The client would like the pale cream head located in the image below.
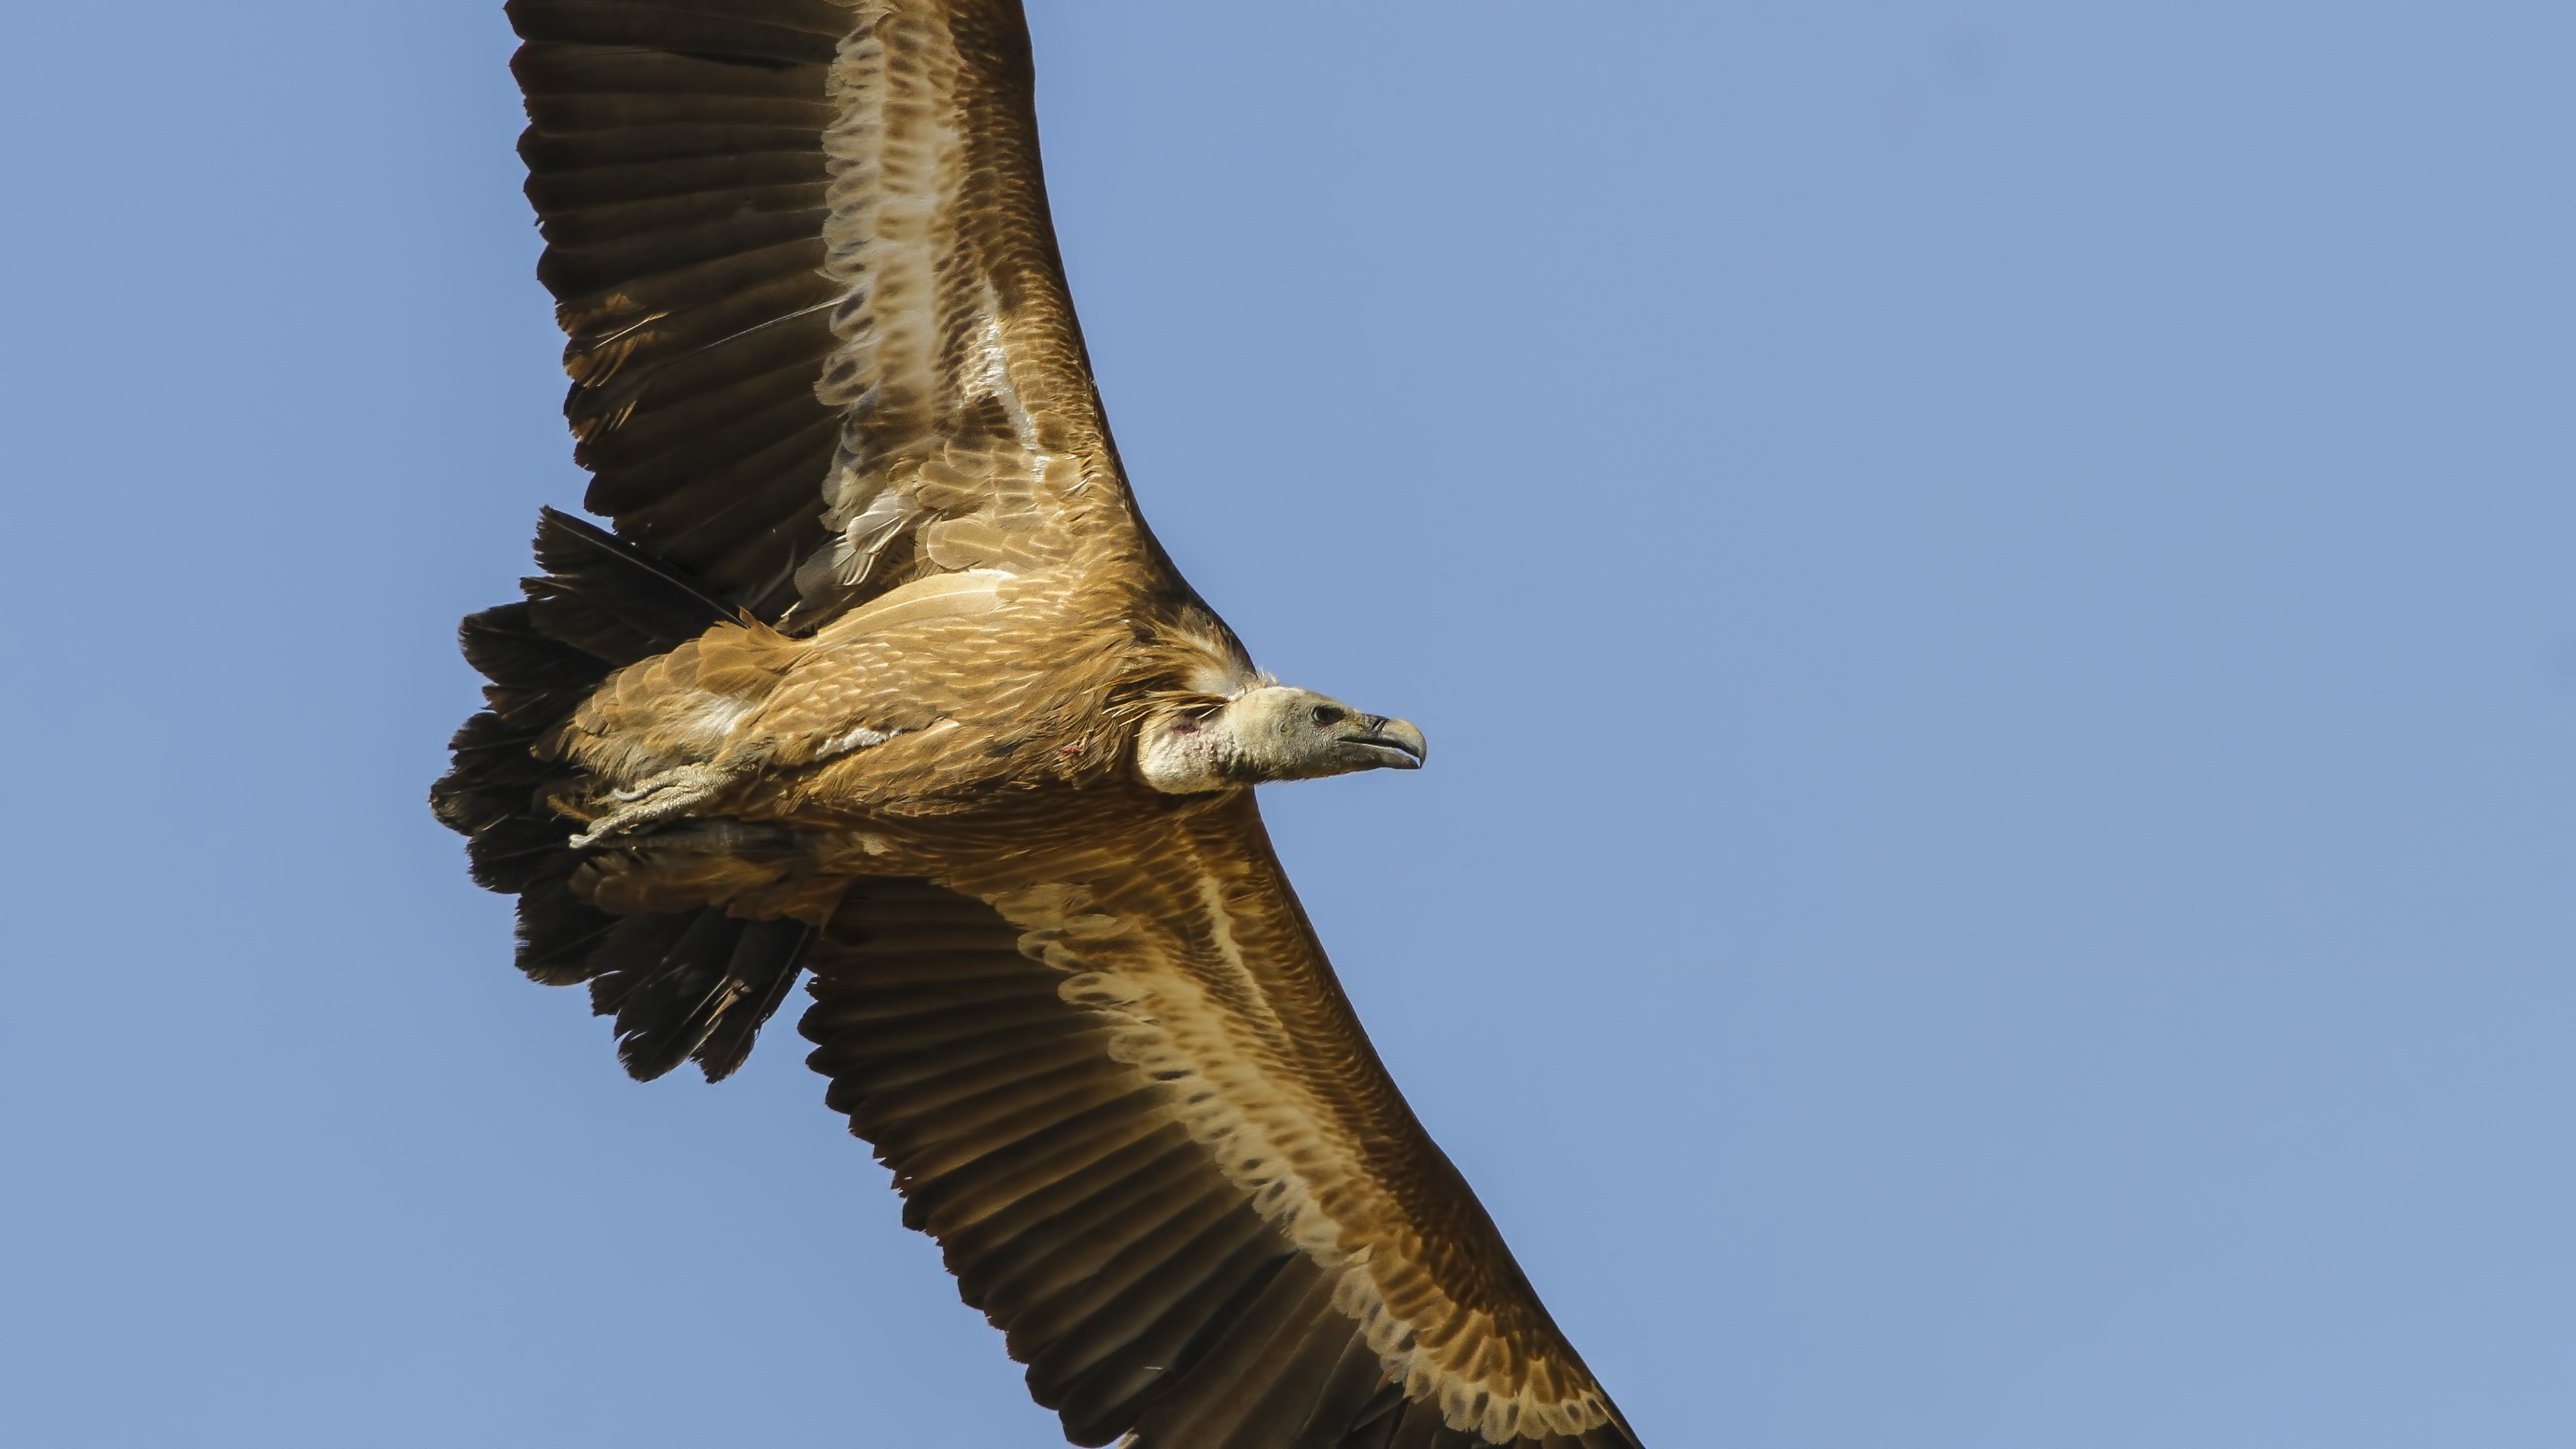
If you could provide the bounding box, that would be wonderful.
[1136,686,1427,794]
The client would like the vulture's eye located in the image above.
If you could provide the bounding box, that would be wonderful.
[1310,706,1346,727]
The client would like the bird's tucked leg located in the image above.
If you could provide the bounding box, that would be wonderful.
[569,763,737,847]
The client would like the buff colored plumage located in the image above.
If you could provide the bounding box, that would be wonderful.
[432,4,1644,1445]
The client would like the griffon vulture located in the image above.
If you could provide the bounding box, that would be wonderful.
[432,3,1644,1444]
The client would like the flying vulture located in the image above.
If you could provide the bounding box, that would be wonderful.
[431,3,1644,1444]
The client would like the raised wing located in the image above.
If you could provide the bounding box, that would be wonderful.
[804,792,1642,1449]
[510,0,1144,627]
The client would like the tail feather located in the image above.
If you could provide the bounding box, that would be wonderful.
[434,508,812,1081]
[458,600,603,690]
[692,921,815,1079]
[592,911,816,1081]
[514,878,621,987]
[527,507,739,659]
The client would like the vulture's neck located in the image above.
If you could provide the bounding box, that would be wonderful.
[1135,716,1240,794]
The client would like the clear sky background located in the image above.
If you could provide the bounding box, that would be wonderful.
[2,3,2571,1446]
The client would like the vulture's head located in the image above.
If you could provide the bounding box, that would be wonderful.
[1138,686,1427,793]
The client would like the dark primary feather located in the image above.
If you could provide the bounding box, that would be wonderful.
[508,0,847,619]
[506,0,848,67]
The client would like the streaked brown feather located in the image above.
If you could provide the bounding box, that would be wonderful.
[521,123,821,178]
[943,1136,1212,1293]
[820,965,1064,1020]
[820,1016,1106,1095]
[1125,1253,1342,1445]
[612,435,835,549]
[528,148,830,213]
[524,90,835,135]
[807,990,1075,1063]
[585,412,836,518]
[511,42,826,105]
[840,1026,1115,1115]
[1019,1200,1276,1391]
[1290,1336,1404,1449]
[538,182,830,254]
[575,366,829,476]
[1046,1234,1297,1438]
[859,1065,1146,1170]
[1193,1271,1370,1449]
[895,1095,1179,1234]
[505,1,845,64]
[985,1183,1244,1338]
[590,417,829,536]
[1386,1403,1450,1449]
[854,1047,1119,1143]
[537,207,827,297]
[556,244,828,384]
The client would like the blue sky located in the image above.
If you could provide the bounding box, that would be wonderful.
[2,3,2571,1445]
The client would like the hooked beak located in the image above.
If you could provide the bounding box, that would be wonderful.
[1334,715,1427,772]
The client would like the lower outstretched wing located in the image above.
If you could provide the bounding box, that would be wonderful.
[804,794,1642,1448]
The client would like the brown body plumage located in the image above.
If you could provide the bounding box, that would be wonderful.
[433,4,1644,1445]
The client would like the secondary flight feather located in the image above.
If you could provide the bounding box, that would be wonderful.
[432,3,1644,1445]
